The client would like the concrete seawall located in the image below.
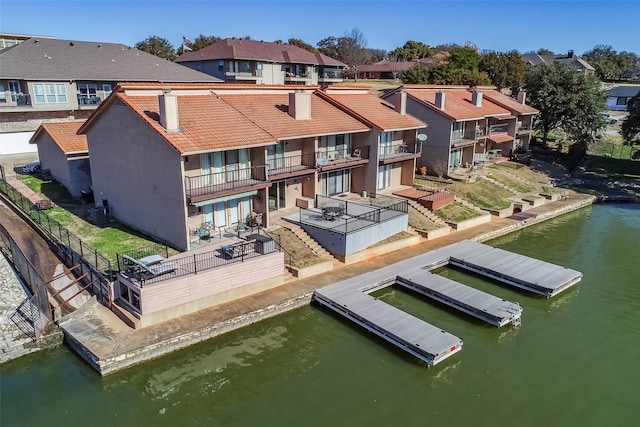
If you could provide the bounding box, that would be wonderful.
[57,193,602,375]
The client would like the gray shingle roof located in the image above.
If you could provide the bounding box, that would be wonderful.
[521,52,595,71]
[176,38,345,67]
[0,38,220,82]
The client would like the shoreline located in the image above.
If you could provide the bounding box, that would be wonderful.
[55,192,598,376]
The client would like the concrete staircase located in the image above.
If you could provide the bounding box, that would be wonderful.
[271,219,333,260]
[407,200,447,227]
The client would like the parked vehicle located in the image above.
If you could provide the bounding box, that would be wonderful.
[22,161,41,174]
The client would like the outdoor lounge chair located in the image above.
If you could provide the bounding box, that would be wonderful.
[122,255,178,280]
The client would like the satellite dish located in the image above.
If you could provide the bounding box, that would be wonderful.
[417,134,428,142]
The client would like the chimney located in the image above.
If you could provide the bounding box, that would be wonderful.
[159,89,180,132]
[517,91,527,105]
[435,91,446,109]
[394,89,407,115]
[288,90,312,120]
[471,90,483,107]
[568,50,574,58]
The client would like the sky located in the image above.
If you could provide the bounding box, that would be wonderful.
[1,0,638,55]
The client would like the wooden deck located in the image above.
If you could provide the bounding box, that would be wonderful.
[313,240,581,365]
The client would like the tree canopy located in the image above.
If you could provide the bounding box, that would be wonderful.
[317,28,370,79]
[479,50,526,93]
[135,35,176,61]
[288,38,318,53]
[389,40,432,61]
[582,45,639,81]
[620,93,640,146]
[525,63,606,146]
[404,46,490,85]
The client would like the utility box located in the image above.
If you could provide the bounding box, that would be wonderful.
[91,207,107,225]
[247,234,276,254]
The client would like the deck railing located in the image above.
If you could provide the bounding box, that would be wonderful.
[267,152,316,176]
[379,141,422,161]
[185,165,268,199]
[315,146,369,170]
[489,123,509,134]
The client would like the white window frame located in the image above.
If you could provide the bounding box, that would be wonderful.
[33,83,67,104]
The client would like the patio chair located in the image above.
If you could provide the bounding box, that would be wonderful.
[352,148,361,159]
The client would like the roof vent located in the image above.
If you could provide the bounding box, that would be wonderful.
[69,42,74,46]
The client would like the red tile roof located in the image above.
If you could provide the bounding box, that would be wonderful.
[320,92,426,131]
[477,89,539,115]
[403,86,511,121]
[217,92,370,140]
[33,122,87,154]
[177,38,345,67]
[116,92,276,154]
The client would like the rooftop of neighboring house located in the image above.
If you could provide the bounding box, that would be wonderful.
[78,83,276,155]
[606,85,640,98]
[521,50,595,71]
[30,121,87,154]
[397,85,512,121]
[176,38,345,67]
[321,87,426,131]
[0,37,220,82]
[477,88,539,115]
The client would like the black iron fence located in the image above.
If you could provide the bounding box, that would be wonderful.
[267,152,316,176]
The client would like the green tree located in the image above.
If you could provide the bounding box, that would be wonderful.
[135,35,176,61]
[403,64,430,84]
[426,46,491,85]
[288,38,318,53]
[389,40,432,61]
[479,50,526,93]
[620,93,640,145]
[525,63,606,146]
[583,45,619,80]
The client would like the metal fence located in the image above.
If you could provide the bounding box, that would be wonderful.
[0,168,112,306]
[0,221,52,339]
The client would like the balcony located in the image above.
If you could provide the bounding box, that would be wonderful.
[319,68,344,81]
[77,94,101,108]
[0,92,32,108]
[268,152,316,179]
[488,123,509,135]
[451,128,487,147]
[225,69,263,79]
[284,66,313,83]
[315,146,370,172]
[185,165,269,202]
[379,141,422,164]
[516,123,532,134]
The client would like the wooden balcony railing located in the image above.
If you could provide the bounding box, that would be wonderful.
[489,123,509,134]
[185,165,268,200]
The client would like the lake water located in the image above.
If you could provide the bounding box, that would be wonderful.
[1,203,638,427]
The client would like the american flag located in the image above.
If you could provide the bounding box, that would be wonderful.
[183,36,192,45]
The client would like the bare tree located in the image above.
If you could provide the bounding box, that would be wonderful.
[340,28,369,81]
[432,160,449,178]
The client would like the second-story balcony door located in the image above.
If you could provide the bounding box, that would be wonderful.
[379,131,393,156]
[8,81,20,103]
[267,142,285,169]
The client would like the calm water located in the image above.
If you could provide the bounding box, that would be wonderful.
[1,204,639,427]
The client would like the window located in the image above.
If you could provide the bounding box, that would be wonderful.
[33,83,67,104]
[616,97,628,106]
[378,165,391,190]
[452,122,464,140]
[218,60,224,72]
[102,84,112,98]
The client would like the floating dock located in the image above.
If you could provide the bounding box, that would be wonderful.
[314,284,463,366]
[440,240,582,298]
[313,240,581,365]
[396,273,522,327]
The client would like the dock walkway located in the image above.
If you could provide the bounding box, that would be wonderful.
[313,239,580,365]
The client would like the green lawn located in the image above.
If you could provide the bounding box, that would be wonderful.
[435,202,481,223]
[486,171,536,193]
[20,175,168,261]
[453,179,513,210]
